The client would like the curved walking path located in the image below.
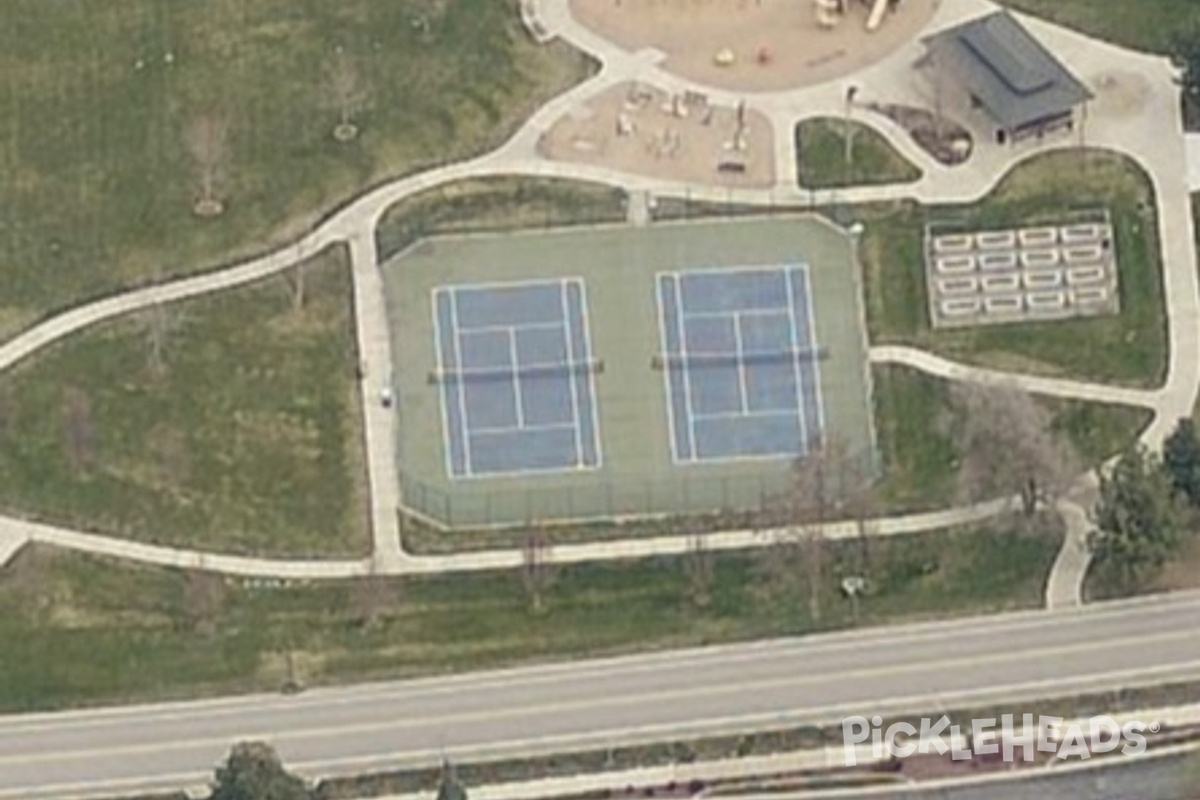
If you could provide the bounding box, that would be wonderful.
[1045,499,1094,609]
[0,1,1194,582]
[869,346,1160,409]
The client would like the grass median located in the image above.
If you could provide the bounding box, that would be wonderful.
[0,518,1060,711]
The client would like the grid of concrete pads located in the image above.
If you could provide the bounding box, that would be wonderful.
[924,218,1118,329]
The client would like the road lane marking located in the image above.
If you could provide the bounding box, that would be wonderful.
[6,590,1200,736]
[1,627,1198,768]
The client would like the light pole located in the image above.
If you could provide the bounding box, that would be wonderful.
[843,84,860,170]
[841,575,866,625]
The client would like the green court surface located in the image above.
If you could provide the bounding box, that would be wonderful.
[381,216,876,528]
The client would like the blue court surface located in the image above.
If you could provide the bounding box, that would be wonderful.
[657,265,825,463]
[432,279,601,478]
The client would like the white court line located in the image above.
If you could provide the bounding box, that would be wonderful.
[507,327,526,430]
[676,261,808,278]
[559,281,585,467]
[654,273,683,465]
[447,288,477,478]
[430,287,457,480]
[456,319,561,336]
[691,408,799,423]
[469,422,578,436]
[683,306,792,322]
[732,312,749,415]
[442,276,574,293]
[574,278,604,470]
[673,275,700,463]
[800,265,827,446]
[783,266,810,455]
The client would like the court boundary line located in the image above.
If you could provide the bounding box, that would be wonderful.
[691,408,803,423]
[458,320,562,336]
[654,273,684,465]
[559,280,586,468]
[684,307,796,322]
[507,328,526,429]
[731,312,750,415]
[447,288,477,478]
[469,421,578,436]
[443,276,578,294]
[783,265,811,456]
[801,264,828,447]
[574,278,605,471]
[670,273,701,463]
[430,287,458,482]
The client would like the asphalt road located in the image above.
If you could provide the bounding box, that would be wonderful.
[3,591,1200,800]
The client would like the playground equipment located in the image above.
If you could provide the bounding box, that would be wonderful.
[813,0,898,32]
[813,0,841,28]
[865,0,890,31]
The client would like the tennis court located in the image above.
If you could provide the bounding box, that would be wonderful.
[657,265,824,463]
[383,215,876,528]
[432,279,601,478]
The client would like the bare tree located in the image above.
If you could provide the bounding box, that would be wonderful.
[185,113,230,216]
[520,529,555,614]
[787,445,842,624]
[61,387,96,476]
[682,530,716,611]
[754,439,863,624]
[950,383,1079,515]
[350,566,400,630]
[184,570,226,637]
[328,49,370,142]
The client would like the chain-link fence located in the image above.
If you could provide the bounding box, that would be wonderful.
[399,444,878,529]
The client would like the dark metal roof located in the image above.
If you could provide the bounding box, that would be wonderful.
[922,11,1093,130]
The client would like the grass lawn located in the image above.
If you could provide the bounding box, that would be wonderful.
[0,0,593,339]
[0,519,1060,711]
[999,0,1197,54]
[795,118,922,191]
[860,150,1167,387]
[871,365,1151,513]
[0,245,369,558]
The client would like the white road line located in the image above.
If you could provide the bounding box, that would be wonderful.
[5,592,1199,736]
[2,629,1197,769]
